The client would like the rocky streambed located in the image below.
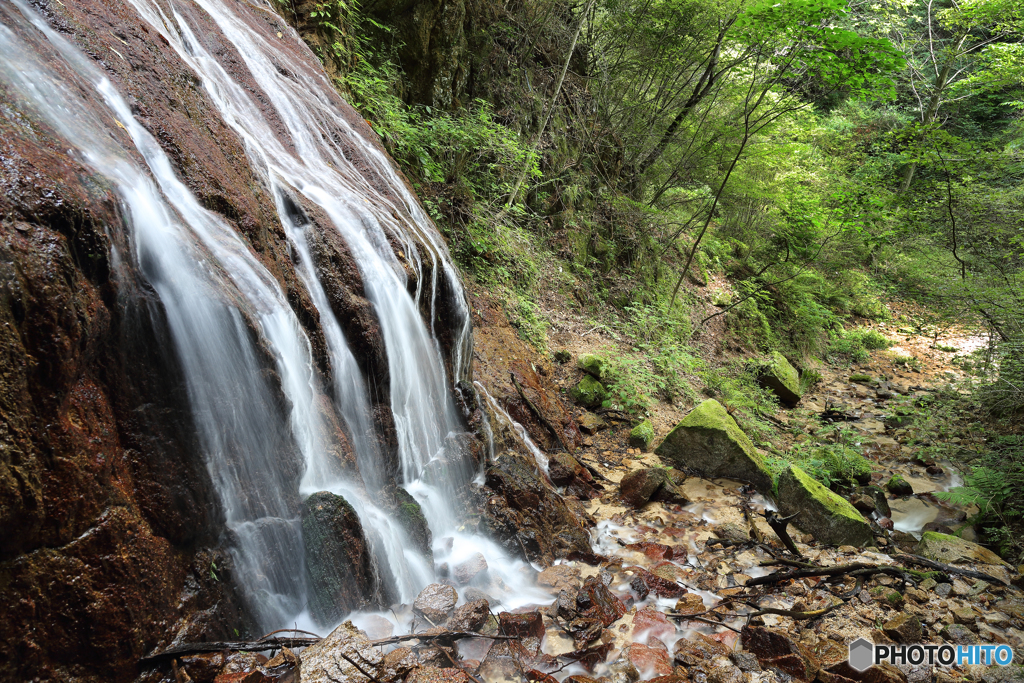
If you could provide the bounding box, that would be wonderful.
[155,322,1024,683]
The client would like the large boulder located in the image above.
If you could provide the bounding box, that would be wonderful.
[654,400,772,492]
[916,532,1012,567]
[302,491,380,626]
[301,621,417,683]
[777,465,874,547]
[757,352,802,407]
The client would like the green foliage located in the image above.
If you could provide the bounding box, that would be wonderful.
[786,436,873,490]
[827,326,892,364]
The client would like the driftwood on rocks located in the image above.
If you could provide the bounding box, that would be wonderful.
[141,630,517,663]
[894,552,1011,586]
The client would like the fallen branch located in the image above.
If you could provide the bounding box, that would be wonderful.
[763,510,802,557]
[142,631,515,662]
[742,600,843,620]
[744,562,875,587]
[893,553,1011,587]
[142,637,321,661]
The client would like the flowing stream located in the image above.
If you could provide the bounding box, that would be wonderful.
[0,0,531,634]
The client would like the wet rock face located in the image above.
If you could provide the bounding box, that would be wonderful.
[481,453,592,565]
[302,491,381,626]
[0,85,248,682]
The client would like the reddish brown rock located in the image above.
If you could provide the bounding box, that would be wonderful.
[626,643,674,677]
[632,607,676,640]
[537,564,582,593]
[619,468,670,507]
[740,626,819,682]
[499,611,546,639]
[626,541,675,561]
[673,634,731,666]
[446,599,491,632]
[626,566,686,598]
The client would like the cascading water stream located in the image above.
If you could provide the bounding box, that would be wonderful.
[121,0,546,612]
[1,0,545,634]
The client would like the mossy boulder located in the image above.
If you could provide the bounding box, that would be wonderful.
[756,351,802,407]
[777,465,874,547]
[886,474,913,496]
[916,532,1012,568]
[629,420,655,451]
[577,354,610,381]
[394,487,432,564]
[654,399,772,492]
[571,375,608,408]
[302,491,380,626]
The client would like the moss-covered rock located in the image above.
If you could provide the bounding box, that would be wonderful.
[756,351,802,407]
[777,465,874,547]
[571,375,607,408]
[886,474,913,496]
[629,419,654,451]
[302,491,380,626]
[849,374,873,384]
[654,399,772,492]
[577,354,610,381]
[916,531,1011,568]
[394,487,432,565]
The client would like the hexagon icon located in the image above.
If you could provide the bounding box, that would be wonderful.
[848,638,874,672]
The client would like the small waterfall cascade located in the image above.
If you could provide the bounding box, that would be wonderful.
[0,0,538,634]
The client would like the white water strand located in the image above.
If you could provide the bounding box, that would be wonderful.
[125,0,472,500]
[475,381,550,475]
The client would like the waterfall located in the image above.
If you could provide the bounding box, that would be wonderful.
[1,0,541,634]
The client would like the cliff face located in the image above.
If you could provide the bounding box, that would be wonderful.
[0,0,386,678]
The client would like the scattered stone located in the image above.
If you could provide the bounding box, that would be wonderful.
[301,621,386,683]
[571,375,608,408]
[757,351,802,407]
[632,606,676,640]
[446,599,490,632]
[537,565,582,594]
[302,491,379,627]
[498,611,545,639]
[853,486,891,517]
[629,419,655,451]
[731,652,762,673]
[553,350,572,363]
[777,465,874,547]
[549,453,587,486]
[406,668,473,683]
[916,531,1013,568]
[674,634,731,666]
[453,552,488,585]
[883,613,922,643]
[625,541,674,561]
[819,661,907,683]
[414,584,458,623]
[674,593,706,615]
[626,643,673,677]
[953,605,978,627]
[577,354,610,381]
[655,399,773,492]
[578,412,609,435]
[619,468,669,507]
[885,475,913,496]
[625,565,686,598]
[941,623,980,645]
[934,583,953,597]
[741,626,820,682]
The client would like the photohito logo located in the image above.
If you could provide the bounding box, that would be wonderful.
[848,638,1014,671]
